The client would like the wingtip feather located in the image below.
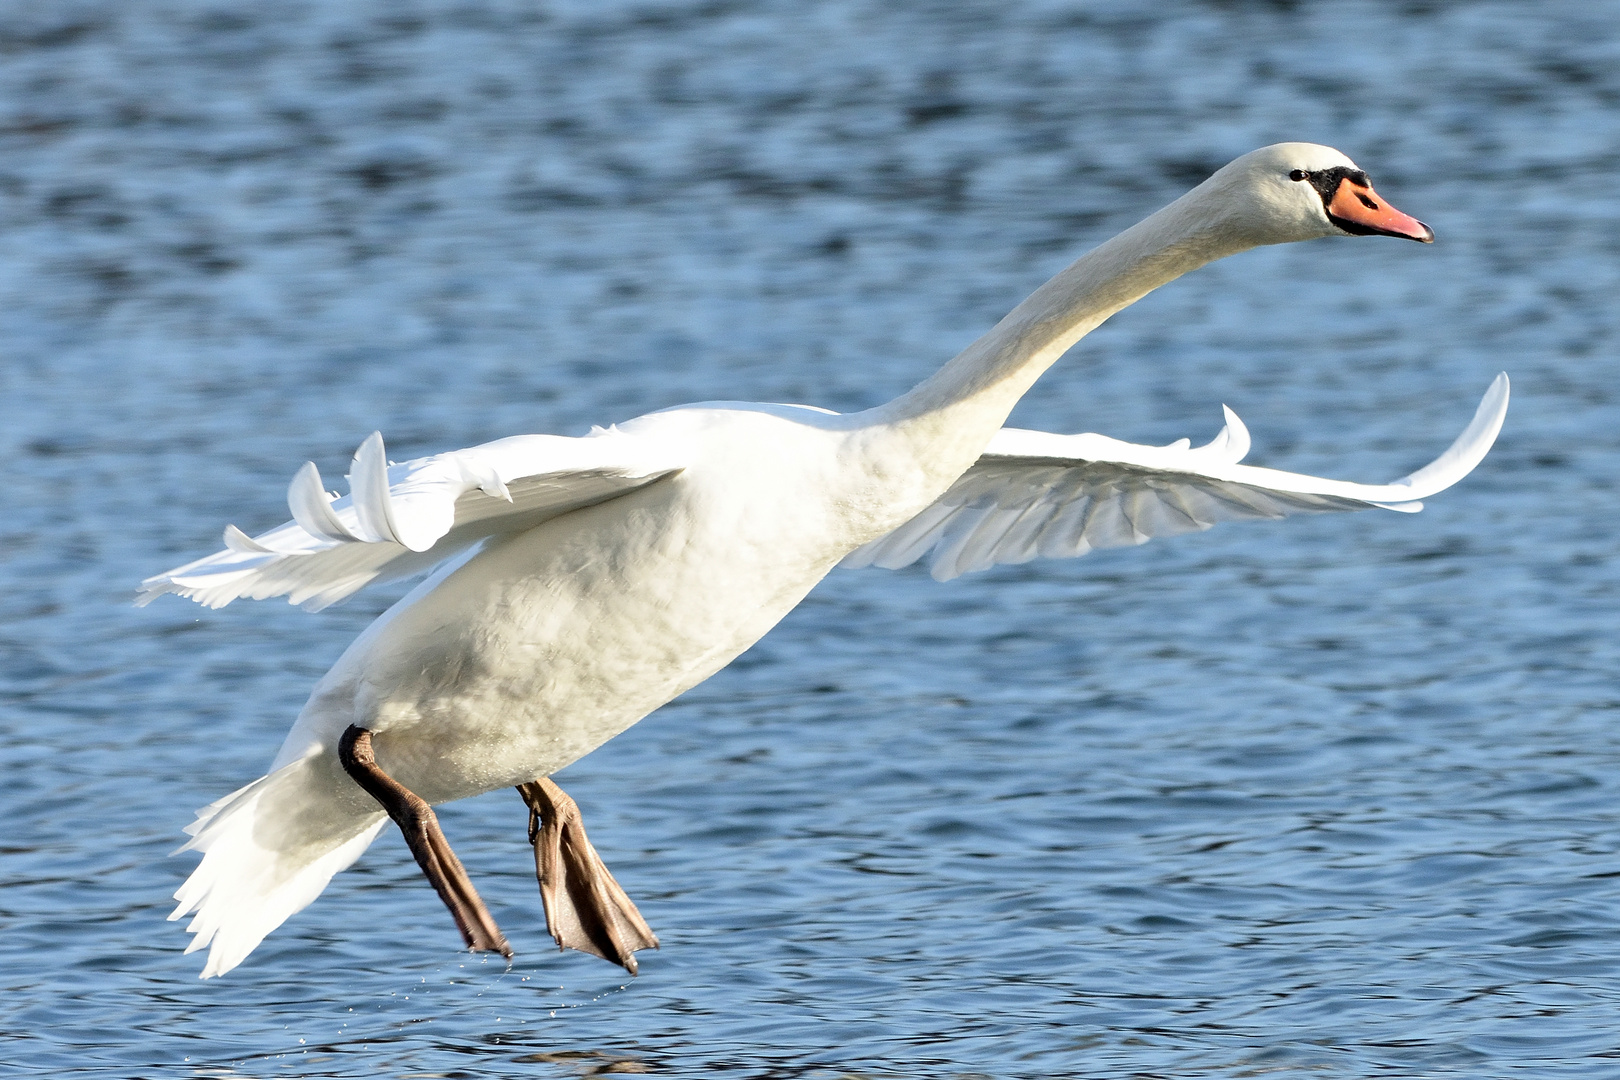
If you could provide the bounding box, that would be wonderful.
[348,432,405,546]
[222,524,272,554]
[288,462,355,543]
[1217,405,1252,463]
[1388,373,1510,499]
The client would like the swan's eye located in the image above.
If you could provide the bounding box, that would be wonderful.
[1288,169,1312,182]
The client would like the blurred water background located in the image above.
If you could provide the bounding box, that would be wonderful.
[1,0,1617,1076]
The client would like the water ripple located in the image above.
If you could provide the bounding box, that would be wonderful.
[1,0,1618,1077]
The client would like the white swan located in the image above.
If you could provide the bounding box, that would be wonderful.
[140,143,1508,978]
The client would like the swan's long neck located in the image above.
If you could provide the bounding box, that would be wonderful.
[868,186,1256,457]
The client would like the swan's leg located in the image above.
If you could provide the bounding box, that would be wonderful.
[516,778,659,974]
[338,725,513,958]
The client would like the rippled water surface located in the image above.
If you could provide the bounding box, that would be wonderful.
[2,1,1618,1076]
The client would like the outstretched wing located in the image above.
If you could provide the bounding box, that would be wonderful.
[843,373,1509,581]
[138,429,684,611]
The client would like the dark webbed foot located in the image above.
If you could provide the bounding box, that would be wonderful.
[516,778,658,974]
[338,725,512,958]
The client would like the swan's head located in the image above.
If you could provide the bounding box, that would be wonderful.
[1197,142,1433,247]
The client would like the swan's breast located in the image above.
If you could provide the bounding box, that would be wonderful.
[295,407,873,800]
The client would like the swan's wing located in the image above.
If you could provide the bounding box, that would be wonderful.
[844,373,1508,581]
[138,429,684,612]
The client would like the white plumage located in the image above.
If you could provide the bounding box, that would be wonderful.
[143,429,682,612]
[143,143,1507,978]
[843,376,1508,580]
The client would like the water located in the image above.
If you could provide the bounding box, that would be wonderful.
[0,0,1617,1075]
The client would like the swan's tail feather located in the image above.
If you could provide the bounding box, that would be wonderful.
[170,757,385,978]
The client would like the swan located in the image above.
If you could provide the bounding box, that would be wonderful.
[140,143,1508,978]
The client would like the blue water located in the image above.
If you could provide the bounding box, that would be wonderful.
[1,0,1617,1076]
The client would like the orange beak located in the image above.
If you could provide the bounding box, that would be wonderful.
[1327,177,1433,242]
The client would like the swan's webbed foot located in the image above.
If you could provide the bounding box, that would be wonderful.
[516,778,658,974]
[338,725,513,959]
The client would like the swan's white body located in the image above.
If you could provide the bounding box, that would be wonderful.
[142,144,1509,977]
